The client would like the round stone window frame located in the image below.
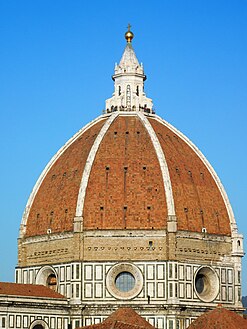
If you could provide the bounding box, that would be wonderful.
[29,319,49,329]
[106,263,143,300]
[35,265,58,291]
[194,266,219,302]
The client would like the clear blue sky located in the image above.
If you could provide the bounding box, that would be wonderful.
[0,1,246,295]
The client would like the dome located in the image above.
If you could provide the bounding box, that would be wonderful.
[19,29,236,241]
[21,111,233,238]
[19,28,237,241]
[16,28,244,328]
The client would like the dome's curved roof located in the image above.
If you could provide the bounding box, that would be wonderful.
[21,111,234,238]
[20,29,236,239]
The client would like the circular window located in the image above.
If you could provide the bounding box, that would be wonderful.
[115,271,135,292]
[36,266,58,292]
[195,274,205,294]
[194,266,219,302]
[106,263,143,299]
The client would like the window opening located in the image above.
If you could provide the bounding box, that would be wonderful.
[46,273,57,291]
[115,272,135,292]
[126,85,131,109]
[136,86,139,96]
[195,274,204,294]
[238,270,241,283]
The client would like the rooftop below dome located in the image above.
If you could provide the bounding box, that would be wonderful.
[188,305,247,329]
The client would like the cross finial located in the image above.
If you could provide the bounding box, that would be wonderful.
[125,24,134,43]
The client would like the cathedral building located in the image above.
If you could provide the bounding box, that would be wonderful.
[0,27,244,329]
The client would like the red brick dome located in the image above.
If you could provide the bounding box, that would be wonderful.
[21,112,234,238]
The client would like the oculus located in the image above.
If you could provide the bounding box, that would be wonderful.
[36,266,58,292]
[194,266,219,302]
[106,263,143,299]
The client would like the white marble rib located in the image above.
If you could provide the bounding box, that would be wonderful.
[137,112,176,216]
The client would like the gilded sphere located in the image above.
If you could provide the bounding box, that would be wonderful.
[125,30,134,43]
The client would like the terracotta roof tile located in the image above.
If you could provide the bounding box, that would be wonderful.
[149,118,231,235]
[83,116,167,230]
[77,308,154,329]
[0,282,65,299]
[26,119,106,237]
[24,114,232,236]
[188,306,247,329]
